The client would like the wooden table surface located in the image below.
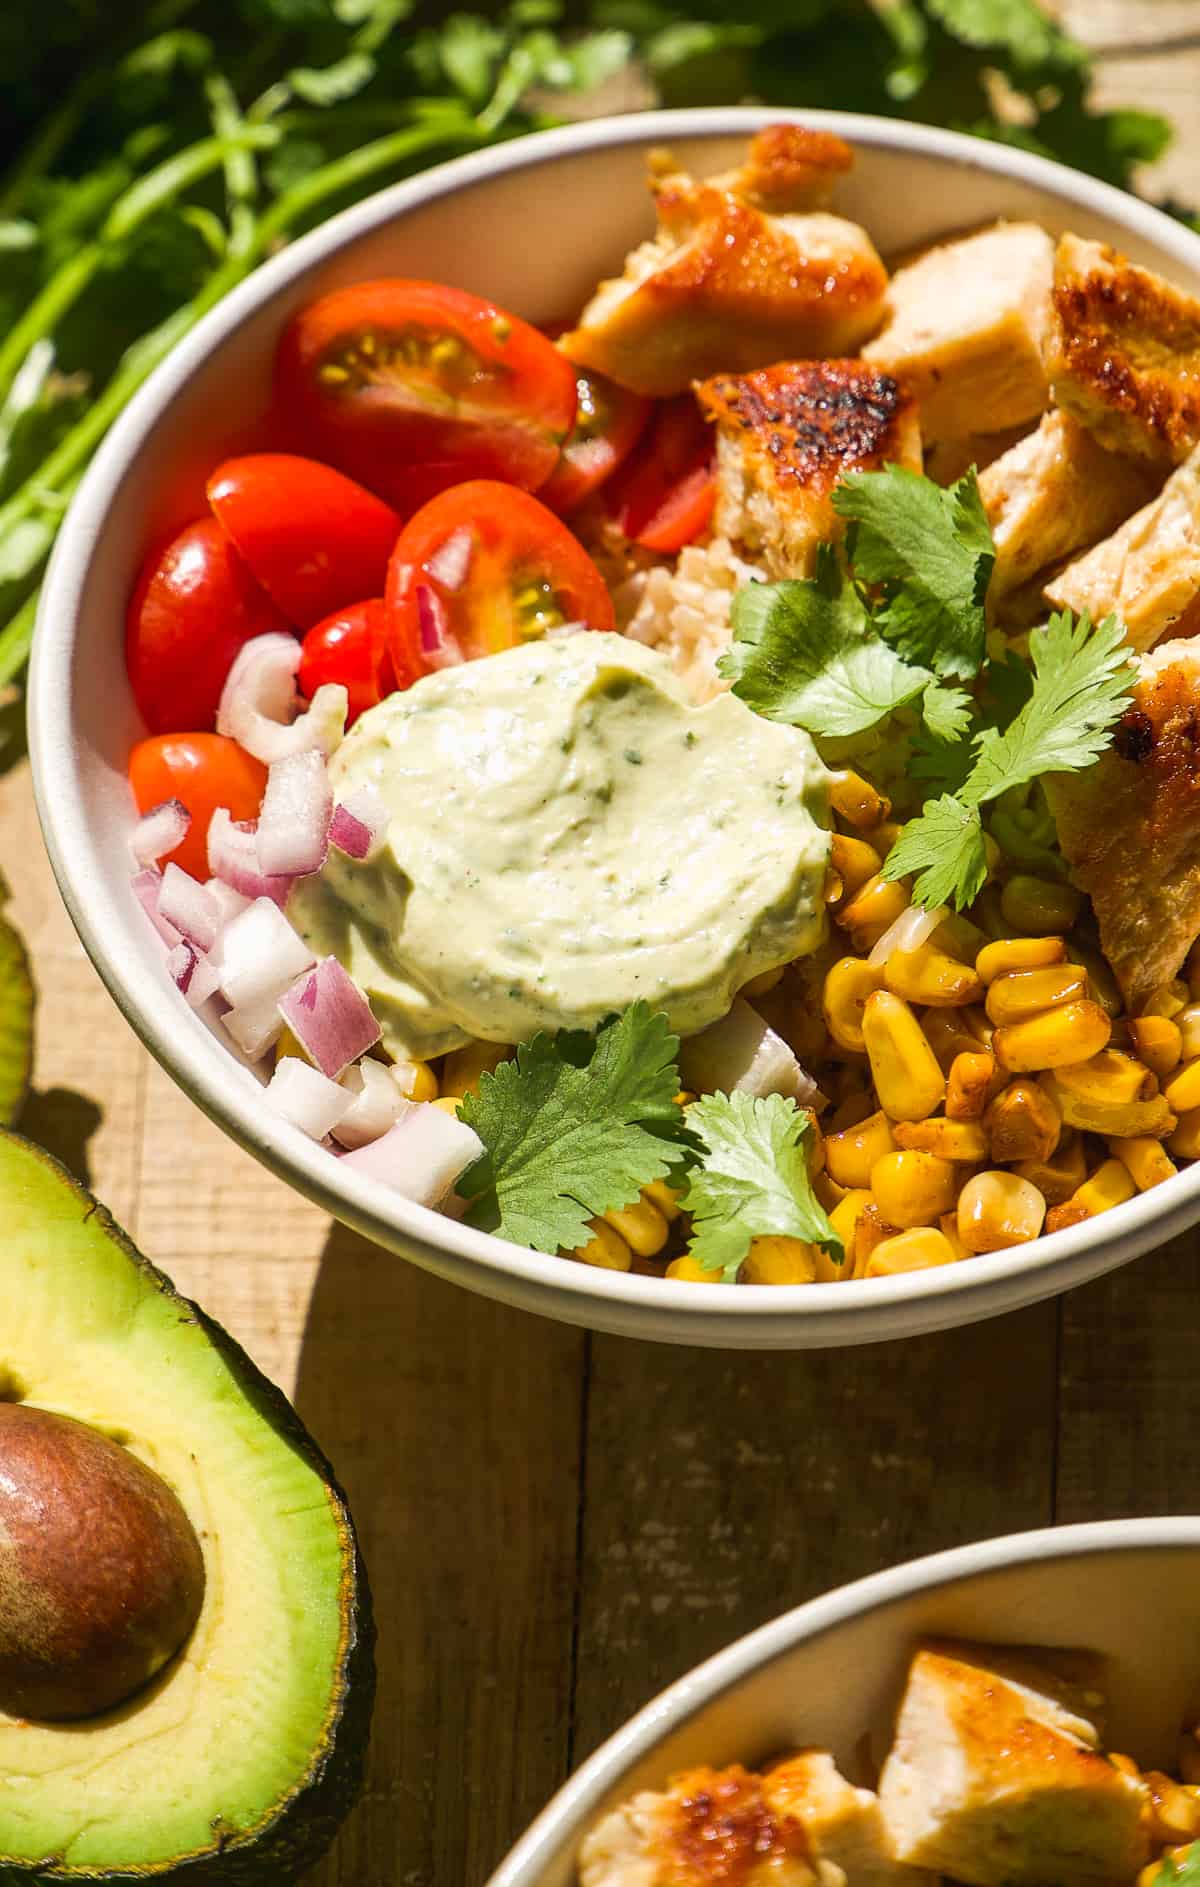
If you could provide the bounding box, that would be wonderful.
[8,6,1200,1882]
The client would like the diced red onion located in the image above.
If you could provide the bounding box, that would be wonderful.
[680,997,821,1107]
[339,1103,483,1207]
[329,784,389,862]
[268,1057,354,1141]
[131,869,182,947]
[213,897,315,1010]
[217,632,348,765]
[415,584,462,669]
[868,901,947,969]
[131,799,190,869]
[166,941,222,1010]
[277,955,381,1080]
[207,809,294,905]
[221,988,286,1060]
[256,749,332,878]
[205,879,252,927]
[425,526,473,592]
[332,1058,410,1150]
[328,805,371,862]
[157,863,220,953]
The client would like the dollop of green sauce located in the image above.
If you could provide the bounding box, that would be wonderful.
[289,631,831,1059]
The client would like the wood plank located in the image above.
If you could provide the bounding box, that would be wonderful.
[1055,2,1200,52]
[571,1306,1058,1763]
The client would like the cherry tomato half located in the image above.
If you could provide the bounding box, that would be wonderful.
[207,454,401,631]
[539,365,651,516]
[385,481,615,677]
[605,395,716,553]
[126,518,290,735]
[276,280,579,512]
[129,734,267,881]
[299,599,403,726]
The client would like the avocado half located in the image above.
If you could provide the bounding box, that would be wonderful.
[0,1130,374,1883]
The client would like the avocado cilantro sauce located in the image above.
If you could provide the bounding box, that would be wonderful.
[289,632,832,1062]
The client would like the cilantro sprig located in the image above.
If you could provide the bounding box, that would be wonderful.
[682,1092,842,1283]
[884,610,1134,910]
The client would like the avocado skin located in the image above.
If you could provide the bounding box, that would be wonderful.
[0,1132,376,1885]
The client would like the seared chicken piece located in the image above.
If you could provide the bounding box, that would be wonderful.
[765,1750,935,1886]
[924,423,1033,488]
[1045,444,1200,651]
[697,360,922,579]
[577,1764,845,1886]
[861,221,1054,443]
[562,136,888,398]
[1047,232,1200,465]
[1047,638,1200,1013]
[707,123,854,212]
[980,410,1158,607]
[877,1640,1149,1886]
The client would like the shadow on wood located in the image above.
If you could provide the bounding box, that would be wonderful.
[17,1085,102,1189]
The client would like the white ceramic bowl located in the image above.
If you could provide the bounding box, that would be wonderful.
[488,1517,1200,1885]
[30,108,1200,1347]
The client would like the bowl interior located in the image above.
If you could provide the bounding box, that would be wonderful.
[33,109,1200,1342]
[490,1529,1200,1885]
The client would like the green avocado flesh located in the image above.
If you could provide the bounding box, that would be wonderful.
[0,1132,373,1883]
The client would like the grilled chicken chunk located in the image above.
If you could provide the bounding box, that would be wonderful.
[697,359,922,579]
[577,1764,844,1886]
[1047,233,1200,465]
[1047,639,1200,1013]
[861,221,1054,443]
[708,122,855,212]
[561,132,888,399]
[980,410,1158,609]
[1045,444,1200,651]
[877,1640,1149,1887]
[765,1750,935,1886]
[924,423,1033,488]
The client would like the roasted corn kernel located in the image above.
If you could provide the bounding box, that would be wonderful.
[604,1196,670,1258]
[1067,1159,1136,1217]
[945,1049,998,1120]
[1164,1056,1200,1115]
[985,1079,1061,1165]
[829,1189,872,1273]
[431,1095,463,1115]
[573,1219,632,1270]
[992,1000,1111,1074]
[854,1201,901,1275]
[1169,1109,1200,1160]
[984,964,1088,1026]
[923,1010,984,1075]
[1044,1201,1090,1235]
[892,1118,989,1161]
[666,1253,726,1283]
[829,833,882,900]
[1064,940,1123,1018]
[1179,1004,1200,1063]
[1144,1773,1200,1845]
[1142,979,1190,1020]
[932,912,989,965]
[1111,1136,1177,1193]
[957,1170,1046,1253]
[643,1179,682,1222]
[836,874,911,952]
[870,1150,958,1228]
[822,956,884,1055]
[440,1038,511,1100]
[828,768,889,829]
[393,1058,439,1103]
[862,991,946,1123]
[813,1172,847,1212]
[937,1212,972,1261]
[1054,1049,1157,1107]
[863,818,903,858]
[999,874,1083,935]
[1128,1015,1183,1079]
[976,936,1067,984]
[741,1237,818,1285]
[1042,1070,1176,1140]
[825,1109,896,1190]
[865,1227,959,1277]
[884,946,983,1008]
[1015,1129,1088,1206]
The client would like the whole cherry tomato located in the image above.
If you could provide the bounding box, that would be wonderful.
[605,395,716,552]
[126,519,290,735]
[384,481,615,679]
[539,365,651,516]
[129,734,267,880]
[299,600,402,725]
[206,454,401,630]
[276,280,578,512]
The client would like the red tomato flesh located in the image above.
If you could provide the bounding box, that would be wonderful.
[605,395,716,553]
[126,518,290,735]
[276,280,578,512]
[299,599,401,726]
[129,734,267,881]
[385,481,615,677]
[207,454,400,630]
[539,366,651,515]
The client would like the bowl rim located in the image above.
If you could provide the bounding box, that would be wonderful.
[486,1513,1200,1885]
[30,103,1200,1334]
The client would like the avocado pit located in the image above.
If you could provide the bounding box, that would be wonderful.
[0,1403,205,1722]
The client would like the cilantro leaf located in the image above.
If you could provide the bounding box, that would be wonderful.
[832,465,995,682]
[720,545,930,739]
[683,1091,842,1283]
[921,679,974,743]
[456,1002,691,1253]
[884,794,991,912]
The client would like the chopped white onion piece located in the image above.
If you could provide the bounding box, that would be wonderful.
[131,869,182,947]
[256,749,332,878]
[207,809,294,905]
[166,941,221,1010]
[221,988,286,1060]
[268,1057,354,1141]
[679,997,821,1106]
[331,785,389,862]
[213,898,315,1010]
[425,525,473,591]
[204,879,252,926]
[868,902,947,969]
[332,1058,410,1150]
[131,799,190,869]
[217,632,348,765]
[339,1103,483,1208]
[157,863,220,953]
[277,955,381,1080]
